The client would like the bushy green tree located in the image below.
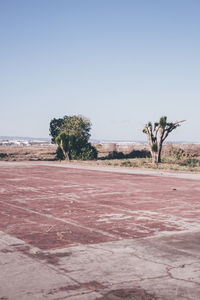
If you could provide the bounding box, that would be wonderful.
[143,116,185,164]
[50,115,97,160]
[49,116,69,143]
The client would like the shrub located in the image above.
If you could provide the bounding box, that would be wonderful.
[179,158,200,167]
[56,146,65,160]
[71,144,97,160]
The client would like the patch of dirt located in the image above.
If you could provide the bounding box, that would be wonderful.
[47,281,106,295]
[98,288,156,300]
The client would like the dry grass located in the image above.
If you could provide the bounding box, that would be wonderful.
[93,157,200,172]
[79,143,200,173]
[1,143,200,173]
[0,144,57,161]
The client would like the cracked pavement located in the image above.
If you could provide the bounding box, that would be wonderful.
[0,162,200,299]
[1,231,200,299]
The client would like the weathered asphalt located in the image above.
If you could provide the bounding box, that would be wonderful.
[0,161,200,299]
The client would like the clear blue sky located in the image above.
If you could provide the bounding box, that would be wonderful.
[0,0,200,141]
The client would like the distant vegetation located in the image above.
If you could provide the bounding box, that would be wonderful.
[1,142,200,173]
[49,115,186,164]
[94,145,200,172]
[2,114,200,173]
[49,115,97,160]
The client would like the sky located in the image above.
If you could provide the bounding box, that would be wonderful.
[0,0,200,141]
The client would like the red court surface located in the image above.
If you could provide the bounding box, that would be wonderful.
[0,162,200,300]
[0,162,200,250]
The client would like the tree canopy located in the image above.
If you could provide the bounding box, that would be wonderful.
[49,115,97,160]
[49,115,69,143]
